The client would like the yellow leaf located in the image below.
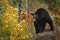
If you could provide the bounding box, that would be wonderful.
[28,33,33,38]
[2,0,8,6]
[13,8,18,14]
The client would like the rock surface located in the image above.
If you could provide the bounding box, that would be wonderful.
[29,31,57,40]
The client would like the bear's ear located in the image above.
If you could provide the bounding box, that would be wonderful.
[30,13,34,15]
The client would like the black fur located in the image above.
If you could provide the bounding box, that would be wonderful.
[32,8,54,34]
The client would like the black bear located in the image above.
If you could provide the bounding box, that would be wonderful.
[31,8,54,34]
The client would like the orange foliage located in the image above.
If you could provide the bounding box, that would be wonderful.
[21,12,33,26]
[21,12,26,20]
[28,13,33,25]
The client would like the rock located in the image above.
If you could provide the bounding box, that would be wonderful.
[29,31,57,40]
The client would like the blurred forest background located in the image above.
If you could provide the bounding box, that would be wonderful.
[0,0,60,40]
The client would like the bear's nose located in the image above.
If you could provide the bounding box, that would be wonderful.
[32,15,37,22]
[32,18,36,22]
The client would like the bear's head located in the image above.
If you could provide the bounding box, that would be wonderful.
[31,8,46,22]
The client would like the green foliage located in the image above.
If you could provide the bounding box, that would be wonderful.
[9,0,13,6]
[52,1,57,10]
[0,1,5,30]
[37,0,57,10]
[2,27,11,37]
[0,15,2,29]
[44,0,51,4]
[0,26,11,37]
[37,0,43,2]
[0,16,2,24]
[0,4,2,7]
[9,0,20,7]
